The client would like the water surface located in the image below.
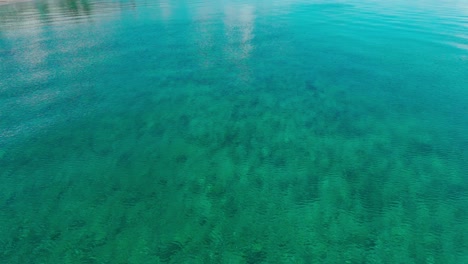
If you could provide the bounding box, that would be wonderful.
[0,0,467,263]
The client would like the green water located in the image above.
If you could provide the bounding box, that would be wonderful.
[0,0,467,263]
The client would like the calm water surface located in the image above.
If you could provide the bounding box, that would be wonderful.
[0,0,467,263]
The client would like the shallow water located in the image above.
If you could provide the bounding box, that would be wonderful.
[0,0,467,263]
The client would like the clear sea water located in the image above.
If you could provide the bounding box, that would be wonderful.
[0,0,467,263]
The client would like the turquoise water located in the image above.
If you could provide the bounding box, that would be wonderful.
[1,0,467,262]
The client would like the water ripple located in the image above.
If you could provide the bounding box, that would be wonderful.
[1,0,467,263]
